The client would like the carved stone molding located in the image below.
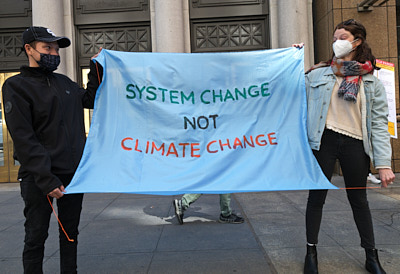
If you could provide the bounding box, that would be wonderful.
[74,0,150,25]
[189,0,268,19]
[192,0,265,8]
[75,0,148,14]
[0,31,25,57]
[0,0,31,18]
[79,26,151,58]
[192,18,267,52]
[0,30,27,71]
[0,0,31,30]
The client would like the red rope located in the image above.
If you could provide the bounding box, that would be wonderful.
[95,62,101,84]
[339,186,382,190]
[47,195,74,242]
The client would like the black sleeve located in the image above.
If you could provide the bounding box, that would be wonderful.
[2,79,63,194]
[82,60,103,109]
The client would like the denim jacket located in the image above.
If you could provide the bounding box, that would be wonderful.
[305,66,392,168]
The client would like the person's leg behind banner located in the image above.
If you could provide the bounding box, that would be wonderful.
[218,194,244,224]
[173,193,202,224]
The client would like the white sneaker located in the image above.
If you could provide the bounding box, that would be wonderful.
[367,173,381,184]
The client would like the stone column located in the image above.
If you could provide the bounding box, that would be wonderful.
[269,0,279,49]
[62,0,77,81]
[32,0,76,79]
[275,0,314,69]
[150,0,190,53]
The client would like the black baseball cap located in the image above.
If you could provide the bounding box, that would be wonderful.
[22,26,71,48]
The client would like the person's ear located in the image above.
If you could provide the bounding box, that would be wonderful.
[24,44,33,55]
[354,38,362,47]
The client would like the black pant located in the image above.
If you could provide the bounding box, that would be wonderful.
[20,174,83,274]
[306,129,375,249]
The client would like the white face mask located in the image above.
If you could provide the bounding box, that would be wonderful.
[332,39,358,58]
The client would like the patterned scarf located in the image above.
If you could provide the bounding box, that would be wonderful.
[306,58,374,103]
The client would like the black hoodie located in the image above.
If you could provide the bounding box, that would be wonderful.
[2,61,102,194]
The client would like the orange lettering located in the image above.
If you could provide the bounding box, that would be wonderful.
[268,132,277,145]
[166,143,178,157]
[121,137,133,151]
[255,134,267,146]
[233,137,243,149]
[191,143,201,158]
[207,140,218,153]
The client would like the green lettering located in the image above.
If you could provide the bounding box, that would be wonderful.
[146,86,157,100]
[261,82,270,97]
[235,88,247,100]
[201,90,211,104]
[170,90,179,104]
[248,85,259,97]
[158,88,168,102]
[126,84,136,99]
[181,91,195,104]
[135,85,146,99]
[213,89,223,103]
[224,89,235,102]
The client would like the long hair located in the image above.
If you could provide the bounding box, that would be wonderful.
[334,19,377,68]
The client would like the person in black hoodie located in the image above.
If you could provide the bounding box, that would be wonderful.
[2,26,102,274]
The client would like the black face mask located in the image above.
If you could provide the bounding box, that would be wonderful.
[36,53,60,72]
[31,47,60,72]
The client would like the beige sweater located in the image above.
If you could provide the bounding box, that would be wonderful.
[326,77,363,140]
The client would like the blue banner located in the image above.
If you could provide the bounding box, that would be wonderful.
[65,48,337,194]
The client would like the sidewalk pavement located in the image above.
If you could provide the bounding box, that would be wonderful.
[0,175,399,274]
